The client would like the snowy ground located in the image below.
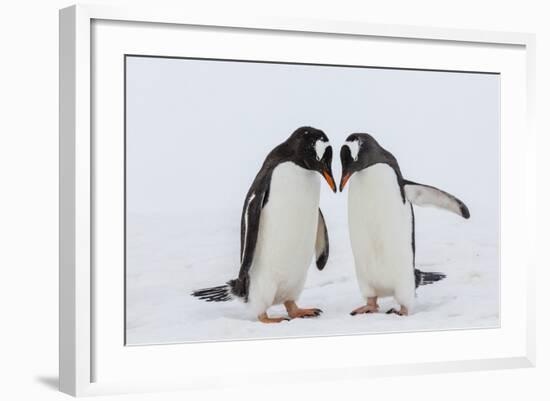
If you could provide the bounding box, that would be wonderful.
[125,205,499,345]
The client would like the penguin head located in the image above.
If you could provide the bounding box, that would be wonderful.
[339,133,396,191]
[288,126,336,193]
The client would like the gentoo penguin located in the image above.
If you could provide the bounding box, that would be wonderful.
[192,126,336,323]
[339,133,470,316]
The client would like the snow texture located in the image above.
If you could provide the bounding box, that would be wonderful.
[126,208,498,344]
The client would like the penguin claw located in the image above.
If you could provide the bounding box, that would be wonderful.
[350,310,371,316]
[291,308,323,318]
[350,305,379,316]
[386,307,408,316]
[312,308,323,317]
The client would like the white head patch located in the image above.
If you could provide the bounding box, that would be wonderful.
[314,139,330,161]
[345,139,360,161]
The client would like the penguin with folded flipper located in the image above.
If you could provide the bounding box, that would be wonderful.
[192,126,336,323]
[339,133,470,316]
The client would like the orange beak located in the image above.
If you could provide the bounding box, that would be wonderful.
[322,170,337,193]
[339,173,351,192]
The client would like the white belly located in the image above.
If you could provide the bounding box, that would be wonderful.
[348,164,414,300]
[248,162,320,313]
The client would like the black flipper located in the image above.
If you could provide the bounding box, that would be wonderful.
[228,169,272,301]
[191,172,271,303]
[404,180,470,219]
[315,209,330,270]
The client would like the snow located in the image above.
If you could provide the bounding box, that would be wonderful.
[125,203,499,345]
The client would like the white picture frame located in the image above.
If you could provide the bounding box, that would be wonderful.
[59,4,536,397]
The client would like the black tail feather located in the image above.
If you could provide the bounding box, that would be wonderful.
[191,284,233,302]
[415,269,446,288]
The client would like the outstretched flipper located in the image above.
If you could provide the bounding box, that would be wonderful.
[315,209,329,270]
[404,180,470,219]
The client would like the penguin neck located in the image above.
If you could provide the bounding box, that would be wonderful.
[272,161,319,186]
[352,163,406,204]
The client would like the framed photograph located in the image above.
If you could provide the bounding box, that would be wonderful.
[59,4,536,396]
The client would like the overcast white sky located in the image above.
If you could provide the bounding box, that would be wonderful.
[126,56,499,227]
